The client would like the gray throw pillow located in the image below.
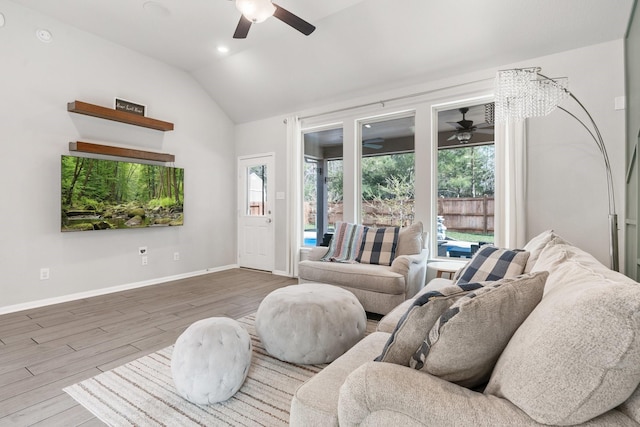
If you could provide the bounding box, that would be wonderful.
[396,221,424,256]
[375,282,485,366]
[410,271,548,388]
[455,245,530,285]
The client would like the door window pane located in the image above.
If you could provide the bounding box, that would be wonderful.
[436,103,495,258]
[247,164,267,216]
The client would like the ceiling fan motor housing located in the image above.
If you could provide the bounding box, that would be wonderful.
[235,0,275,23]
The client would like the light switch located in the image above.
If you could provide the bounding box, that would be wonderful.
[615,96,625,111]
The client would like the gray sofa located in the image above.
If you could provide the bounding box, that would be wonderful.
[298,223,428,315]
[290,231,640,426]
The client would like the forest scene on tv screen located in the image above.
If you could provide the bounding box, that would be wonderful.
[61,155,184,232]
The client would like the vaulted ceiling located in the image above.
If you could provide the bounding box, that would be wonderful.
[9,0,634,123]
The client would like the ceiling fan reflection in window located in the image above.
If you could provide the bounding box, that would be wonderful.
[363,138,384,150]
[446,107,494,144]
[230,0,316,39]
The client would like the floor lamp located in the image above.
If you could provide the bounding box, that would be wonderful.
[494,67,619,271]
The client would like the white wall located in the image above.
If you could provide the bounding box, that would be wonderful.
[236,39,626,272]
[0,1,236,311]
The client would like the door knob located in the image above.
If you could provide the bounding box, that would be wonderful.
[266,218,272,223]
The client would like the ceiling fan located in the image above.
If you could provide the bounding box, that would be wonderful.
[230,0,316,39]
[446,107,494,144]
[363,138,384,150]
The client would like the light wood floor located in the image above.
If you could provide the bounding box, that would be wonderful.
[0,268,297,426]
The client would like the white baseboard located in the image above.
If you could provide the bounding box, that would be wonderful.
[272,269,293,277]
[0,264,238,315]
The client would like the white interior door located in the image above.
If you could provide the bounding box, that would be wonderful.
[238,154,275,271]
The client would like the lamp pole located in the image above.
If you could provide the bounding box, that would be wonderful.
[552,89,619,272]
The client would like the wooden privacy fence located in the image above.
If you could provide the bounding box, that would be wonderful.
[438,196,494,234]
[304,197,493,233]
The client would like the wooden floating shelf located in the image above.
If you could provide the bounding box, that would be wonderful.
[69,141,175,163]
[67,100,174,131]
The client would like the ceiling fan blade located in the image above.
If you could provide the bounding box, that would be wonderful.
[474,129,495,134]
[273,3,316,35]
[233,15,252,39]
[447,134,458,141]
[475,122,493,129]
[364,143,383,149]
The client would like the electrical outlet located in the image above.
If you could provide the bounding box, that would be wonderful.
[141,256,148,266]
[173,252,180,261]
[40,268,50,280]
[139,246,148,256]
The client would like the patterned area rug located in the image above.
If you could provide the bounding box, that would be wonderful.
[64,314,377,426]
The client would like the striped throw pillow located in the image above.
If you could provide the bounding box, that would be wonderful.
[375,282,485,366]
[455,246,529,285]
[321,222,366,263]
[410,272,547,388]
[356,226,400,266]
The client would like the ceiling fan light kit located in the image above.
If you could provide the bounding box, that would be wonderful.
[446,107,494,144]
[235,0,275,23]
[456,131,472,144]
[231,0,315,39]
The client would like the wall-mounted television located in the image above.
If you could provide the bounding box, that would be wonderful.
[61,155,184,232]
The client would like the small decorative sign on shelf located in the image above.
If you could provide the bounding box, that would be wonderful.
[115,98,146,116]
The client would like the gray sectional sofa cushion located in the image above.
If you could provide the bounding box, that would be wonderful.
[289,332,390,426]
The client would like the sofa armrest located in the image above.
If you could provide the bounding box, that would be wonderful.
[390,248,427,275]
[338,362,542,426]
[389,249,428,299]
[305,246,329,261]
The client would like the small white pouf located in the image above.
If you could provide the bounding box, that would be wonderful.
[256,283,366,364]
[171,317,252,404]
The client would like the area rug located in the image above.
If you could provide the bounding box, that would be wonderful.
[64,314,377,426]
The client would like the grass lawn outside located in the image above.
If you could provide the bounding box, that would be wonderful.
[446,231,494,244]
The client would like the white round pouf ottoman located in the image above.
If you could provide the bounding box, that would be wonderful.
[171,317,252,404]
[256,283,366,364]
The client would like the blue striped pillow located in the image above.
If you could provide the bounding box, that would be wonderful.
[356,226,400,266]
[455,246,530,285]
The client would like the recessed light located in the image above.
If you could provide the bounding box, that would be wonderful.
[0,13,5,28]
[364,124,372,128]
[217,46,229,54]
[36,29,53,43]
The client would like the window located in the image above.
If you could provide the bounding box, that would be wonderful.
[247,164,267,216]
[303,127,343,246]
[436,102,495,259]
[360,116,415,227]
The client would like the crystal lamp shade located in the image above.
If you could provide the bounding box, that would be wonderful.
[495,67,569,123]
[235,0,276,23]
